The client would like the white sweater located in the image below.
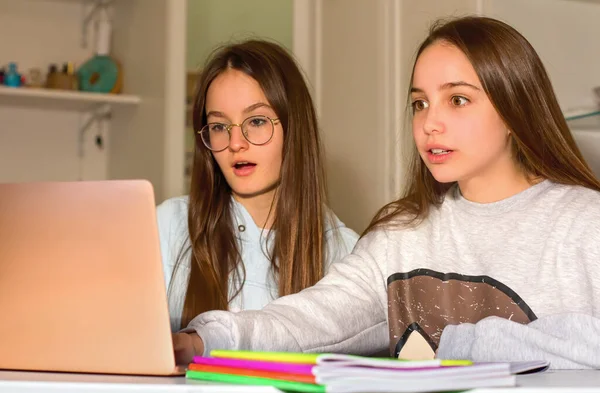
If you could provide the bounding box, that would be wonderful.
[186,181,600,369]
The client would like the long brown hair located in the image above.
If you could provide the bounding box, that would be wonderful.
[365,16,600,234]
[176,39,328,327]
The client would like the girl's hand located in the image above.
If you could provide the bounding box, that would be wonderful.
[172,332,204,365]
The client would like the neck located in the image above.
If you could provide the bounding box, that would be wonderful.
[458,159,540,203]
[233,188,277,229]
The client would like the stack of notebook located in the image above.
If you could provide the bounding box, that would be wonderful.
[185,350,549,393]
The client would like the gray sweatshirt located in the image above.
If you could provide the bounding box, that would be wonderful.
[186,180,600,369]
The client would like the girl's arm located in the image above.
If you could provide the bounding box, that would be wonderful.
[436,313,600,369]
[438,206,600,369]
[182,230,391,357]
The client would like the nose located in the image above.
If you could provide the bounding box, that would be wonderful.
[422,105,445,135]
[228,124,249,152]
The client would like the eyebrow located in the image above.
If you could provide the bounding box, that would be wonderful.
[243,102,272,114]
[410,81,481,93]
[205,110,227,119]
[206,102,273,120]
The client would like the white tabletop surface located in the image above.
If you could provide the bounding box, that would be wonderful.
[0,369,598,392]
[474,370,600,392]
[0,370,279,392]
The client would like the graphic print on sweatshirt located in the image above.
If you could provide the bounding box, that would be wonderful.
[387,268,536,359]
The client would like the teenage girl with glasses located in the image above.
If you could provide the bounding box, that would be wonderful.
[156,39,359,361]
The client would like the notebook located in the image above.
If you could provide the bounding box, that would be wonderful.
[0,180,183,376]
[186,350,550,393]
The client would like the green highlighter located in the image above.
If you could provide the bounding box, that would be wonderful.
[186,370,325,393]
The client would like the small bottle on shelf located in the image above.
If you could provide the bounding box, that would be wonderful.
[4,62,22,88]
[67,61,78,90]
[50,62,78,90]
[45,64,58,89]
[27,68,44,88]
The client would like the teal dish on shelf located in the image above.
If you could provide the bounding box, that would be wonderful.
[77,55,121,94]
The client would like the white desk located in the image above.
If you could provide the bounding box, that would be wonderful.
[0,370,598,392]
[474,370,600,392]
[0,371,279,392]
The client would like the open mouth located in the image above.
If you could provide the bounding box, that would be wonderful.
[233,161,256,169]
[429,148,452,156]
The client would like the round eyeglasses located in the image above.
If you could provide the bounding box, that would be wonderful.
[197,115,280,152]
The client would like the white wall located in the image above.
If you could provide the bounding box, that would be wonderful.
[187,0,294,70]
[318,0,390,233]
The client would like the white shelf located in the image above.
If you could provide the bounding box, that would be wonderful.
[564,108,600,122]
[0,86,141,112]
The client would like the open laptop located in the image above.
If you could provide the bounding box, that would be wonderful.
[0,180,184,376]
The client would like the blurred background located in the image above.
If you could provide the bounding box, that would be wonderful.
[1,0,599,234]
